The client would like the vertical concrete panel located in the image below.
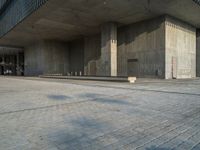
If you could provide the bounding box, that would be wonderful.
[197,30,200,77]
[24,43,44,76]
[117,17,165,78]
[69,39,84,75]
[84,35,101,76]
[165,17,196,79]
[24,41,69,76]
[100,22,117,76]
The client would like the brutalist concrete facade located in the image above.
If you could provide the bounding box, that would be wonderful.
[197,29,200,77]
[117,17,166,78]
[23,16,197,79]
[165,17,196,79]
[1,0,200,79]
[25,41,69,76]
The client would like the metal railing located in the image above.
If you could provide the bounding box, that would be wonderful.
[0,0,48,38]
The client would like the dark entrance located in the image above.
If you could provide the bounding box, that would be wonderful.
[127,59,139,77]
[0,66,3,75]
[0,53,24,76]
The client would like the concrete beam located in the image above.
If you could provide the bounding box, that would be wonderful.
[100,22,117,76]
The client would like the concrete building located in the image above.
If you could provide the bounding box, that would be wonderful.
[197,29,200,77]
[0,0,200,79]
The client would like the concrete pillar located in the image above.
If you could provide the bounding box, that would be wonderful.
[197,29,200,77]
[101,22,117,76]
[16,53,21,76]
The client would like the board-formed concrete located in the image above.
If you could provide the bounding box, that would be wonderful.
[197,29,200,77]
[69,39,84,76]
[165,16,196,79]
[25,41,69,76]
[0,77,200,150]
[117,17,166,78]
[1,0,200,47]
[1,1,200,78]
[84,35,101,76]
[100,22,118,77]
[23,16,198,79]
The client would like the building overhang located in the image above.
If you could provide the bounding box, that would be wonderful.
[0,0,200,47]
[0,46,23,55]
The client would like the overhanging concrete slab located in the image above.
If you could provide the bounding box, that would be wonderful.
[0,0,200,47]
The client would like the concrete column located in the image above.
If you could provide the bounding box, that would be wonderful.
[16,53,21,76]
[197,29,200,77]
[101,22,117,76]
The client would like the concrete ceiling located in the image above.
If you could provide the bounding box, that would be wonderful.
[0,0,200,47]
[0,46,23,55]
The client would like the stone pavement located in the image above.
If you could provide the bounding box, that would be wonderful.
[0,77,200,150]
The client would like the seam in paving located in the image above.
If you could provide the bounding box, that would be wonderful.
[0,91,133,116]
[3,77,200,97]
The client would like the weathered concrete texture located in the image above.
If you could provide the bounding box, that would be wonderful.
[23,16,197,79]
[84,35,101,76]
[197,29,200,77]
[100,23,118,77]
[69,39,84,76]
[165,16,196,79]
[117,17,166,78]
[24,41,69,76]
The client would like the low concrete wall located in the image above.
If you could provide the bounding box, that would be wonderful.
[117,17,166,78]
[24,41,69,76]
[165,16,196,79]
[197,30,200,77]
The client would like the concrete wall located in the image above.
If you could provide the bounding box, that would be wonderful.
[165,17,196,79]
[100,23,118,76]
[23,16,197,79]
[84,35,101,76]
[117,17,166,78]
[25,41,69,76]
[69,39,84,76]
[197,30,200,77]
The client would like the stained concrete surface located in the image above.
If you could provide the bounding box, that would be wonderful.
[0,77,200,150]
[197,30,200,77]
[1,0,200,47]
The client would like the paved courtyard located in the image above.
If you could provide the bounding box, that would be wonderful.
[0,77,200,150]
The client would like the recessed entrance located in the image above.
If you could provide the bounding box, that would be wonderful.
[127,59,139,77]
[0,46,24,76]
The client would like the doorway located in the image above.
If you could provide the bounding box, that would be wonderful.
[127,59,139,77]
[0,66,3,75]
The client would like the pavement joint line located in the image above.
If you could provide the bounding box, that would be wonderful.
[170,125,200,150]
[134,127,190,150]
[151,123,200,149]
[2,77,200,96]
[119,112,200,149]
[0,91,133,116]
[190,141,200,150]
[81,120,170,149]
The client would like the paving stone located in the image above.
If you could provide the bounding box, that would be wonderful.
[0,77,200,150]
